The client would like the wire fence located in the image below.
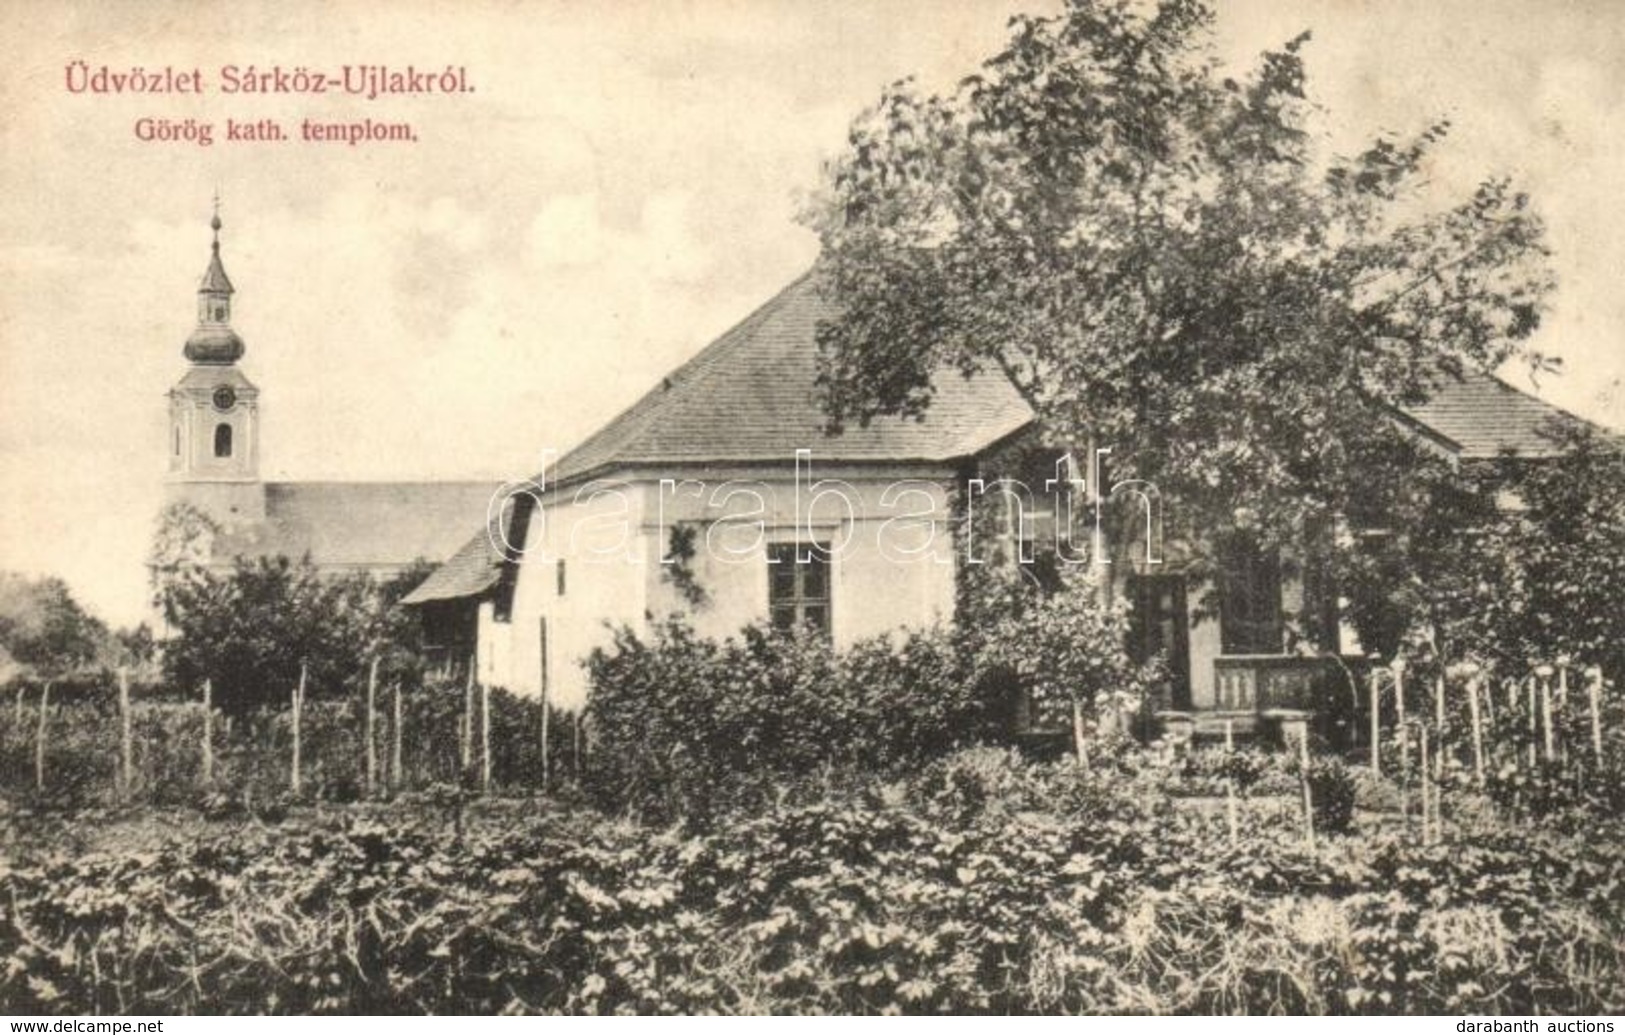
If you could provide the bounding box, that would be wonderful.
[0,667,583,808]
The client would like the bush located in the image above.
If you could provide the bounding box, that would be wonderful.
[907,745,1155,829]
[584,620,995,822]
[1161,744,1276,797]
[973,586,1155,734]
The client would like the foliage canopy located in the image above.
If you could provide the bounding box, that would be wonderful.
[804,0,1556,625]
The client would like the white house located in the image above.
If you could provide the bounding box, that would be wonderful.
[404,267,1603,728]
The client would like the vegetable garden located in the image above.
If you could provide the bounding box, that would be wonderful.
[2,622,1621,1015]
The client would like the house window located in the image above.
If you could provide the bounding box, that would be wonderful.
[213,423,233,458]
[767,542,830,637]
[556,559,566,597]
[1219,541,1282,654]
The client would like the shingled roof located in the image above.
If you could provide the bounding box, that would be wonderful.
[213,480,501,573]
[1402,370,1604,459]
[543,270,1034,487]
[545,271,1609,487]
[403,271,1615,605]
[399,528,504,605]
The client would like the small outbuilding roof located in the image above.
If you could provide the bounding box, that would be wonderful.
[399,528,505,605]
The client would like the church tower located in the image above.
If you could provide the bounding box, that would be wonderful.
[164,207,265,525]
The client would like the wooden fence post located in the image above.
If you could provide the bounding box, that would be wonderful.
[538,619,550,792]
[119,668,133,798]
[1296,726,1315,849]
[540,697,551,793]
[365,656,379,797]
[1527,676,1538,768]
[201,678,214,785]
[1071,699,1089,768]
[1419,723,1432,846]
[34,682,50,792]
[1224,718,1238,847]
[1369,668,1381,777]
[1536,664,1555,762]
[1468,675,1485,788]
[391,682,403,791]
[573,711,583,779]
[461,662,474,775]
[1557,662,1570,762]
[480,679,491,796]
[1434,674,1447,785]
[291,662,306,796]
[1588,667,1604,763]
[1394,659,1409,823]
[1394,659,1408,773]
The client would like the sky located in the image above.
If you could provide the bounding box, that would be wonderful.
[1,0,1622,627]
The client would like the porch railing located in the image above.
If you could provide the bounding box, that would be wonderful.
[1213,655,1332,711]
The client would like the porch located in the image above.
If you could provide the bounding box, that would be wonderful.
[1154,654,1349,747]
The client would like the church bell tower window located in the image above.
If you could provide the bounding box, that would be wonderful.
[214,423,233,459]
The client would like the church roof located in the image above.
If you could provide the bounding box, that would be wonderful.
[184,324,245,365]
[171,365,257,393]
[212,481,502,573]
[199,247,234,295]
[543,270,1034,487]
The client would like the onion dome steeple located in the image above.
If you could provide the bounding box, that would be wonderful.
[184,205,245,365]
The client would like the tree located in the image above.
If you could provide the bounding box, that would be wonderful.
[1482,428,1625,676]
[151,494,440,712]
[160,555,378,714]
[975,581,1152,760]
[803,0,1554,637]
[148,502,220,619]
[0,573,112,684]
[371,559,440,685]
